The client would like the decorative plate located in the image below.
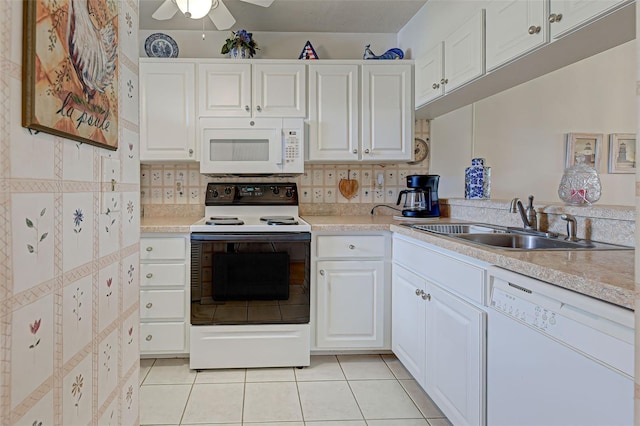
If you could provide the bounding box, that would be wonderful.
[408,137,429,164]
[145,33,179,58]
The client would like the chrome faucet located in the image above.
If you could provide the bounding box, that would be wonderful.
[561,214,578,241]
[510,195,537,231]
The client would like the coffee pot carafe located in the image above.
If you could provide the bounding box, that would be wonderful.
[396,175,440,218]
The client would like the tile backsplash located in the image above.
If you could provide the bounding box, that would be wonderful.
[141,120,431,216]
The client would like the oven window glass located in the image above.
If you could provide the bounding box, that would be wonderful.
[191,237,310,326]
[208,139,270,162]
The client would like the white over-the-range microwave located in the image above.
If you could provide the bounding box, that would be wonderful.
[199,117,305,175]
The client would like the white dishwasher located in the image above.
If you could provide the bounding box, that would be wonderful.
[486,266,633,426]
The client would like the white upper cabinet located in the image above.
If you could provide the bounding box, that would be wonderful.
[485,0,548,71]
[308,64,360,162]
[307,62,413,163]
[443,10,486,93]
[415,42,445,107]
[361,63,413,162]
[549,0,631,39]
[198,62,306,117]
[139,60,197,162]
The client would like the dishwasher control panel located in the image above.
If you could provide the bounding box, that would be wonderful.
[491,286,558,332]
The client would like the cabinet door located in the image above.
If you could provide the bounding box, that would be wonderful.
[444,11,485,93]
[140,62,196,161]
[550,0,629,39]
[415,42,445,107]
[198,63,251,117]
[391,265,427,386]
[362,64,413,162]
[486,0,547,71]
[307,64,359,162]
[316,260,386,348]
[425,283,486,426]
[253,63,306,117]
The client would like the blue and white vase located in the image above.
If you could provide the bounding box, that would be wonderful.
[465,158,491,199]
[229,47,248,59]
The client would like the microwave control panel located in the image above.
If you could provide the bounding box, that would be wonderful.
[284,129,301,162]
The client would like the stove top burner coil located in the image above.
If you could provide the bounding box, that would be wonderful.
[206,219,245,226]
[266,219,299,226]
[209,216,239,220]
[260,216,295,222]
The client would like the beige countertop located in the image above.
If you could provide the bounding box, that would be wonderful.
[141,215,635,309]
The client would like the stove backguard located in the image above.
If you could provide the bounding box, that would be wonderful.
[190,232,311,326]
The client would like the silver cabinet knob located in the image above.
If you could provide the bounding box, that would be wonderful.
[528,25,541,34]
[146,335,153,341]
[319,270,325,276]
[549,13,563,23]
[189,149,194,156]
[146,302,153,309]
[146,273,153,279]
[352,149,358,154]
[364,149,370,154]
[348,244,355,250]
[245,105,250,112]
[432,83,440,89]
[422,292,431,301]
[440,78,448,85]
[415,289,422,296]
[256,105,262,112]
[146,247,153,252]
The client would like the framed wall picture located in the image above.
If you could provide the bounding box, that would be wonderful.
[565,133,602,169]
[22,0,119,150]
[608,133,636,174]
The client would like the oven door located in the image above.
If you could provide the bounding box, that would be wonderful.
[190,232,311,326]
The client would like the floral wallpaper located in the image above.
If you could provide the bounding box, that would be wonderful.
[0,0,140,424]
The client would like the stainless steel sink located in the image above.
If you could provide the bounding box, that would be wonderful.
[404,222,632,251]
[409,223,508,235]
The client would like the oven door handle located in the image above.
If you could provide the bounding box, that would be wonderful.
[190,232,311,242]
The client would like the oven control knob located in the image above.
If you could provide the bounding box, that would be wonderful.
[272,186,280,195]
[212,189,219,198]
[285,189,293,198]
[224,187,232,195]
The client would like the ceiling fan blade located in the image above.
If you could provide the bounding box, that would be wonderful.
[208,0,236,30]
[152,0,179,20]
[240,0,274,7]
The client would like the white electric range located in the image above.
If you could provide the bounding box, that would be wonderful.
[189,182,311,370]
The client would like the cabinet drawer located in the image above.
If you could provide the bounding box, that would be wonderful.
[316,235,385,258]
[140,263,186,287]
[140,237,186,260]
[140,322,186,353]
[140,290,185,319]
[394,237,485,304]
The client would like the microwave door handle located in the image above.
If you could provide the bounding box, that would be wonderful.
[277,129,285,169]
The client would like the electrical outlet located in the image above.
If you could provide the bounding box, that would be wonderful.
[176,179,184,197]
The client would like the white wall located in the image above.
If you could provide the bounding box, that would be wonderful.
[430,105,474,198]
[140,30,396,59]
[473,40,635,205]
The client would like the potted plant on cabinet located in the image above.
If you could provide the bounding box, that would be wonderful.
[221,29,258,58]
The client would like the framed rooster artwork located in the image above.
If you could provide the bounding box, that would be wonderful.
[22,0,119,150]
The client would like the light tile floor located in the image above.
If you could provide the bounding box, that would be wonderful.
[140,354,452,426]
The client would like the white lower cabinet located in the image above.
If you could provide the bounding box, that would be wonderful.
[392,234,487,426]
[424,282,485,426]
[391,265,427,381]
[312,232,391,350]
[140,234,190,357]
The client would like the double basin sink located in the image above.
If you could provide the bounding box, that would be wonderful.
[404,223,631,251]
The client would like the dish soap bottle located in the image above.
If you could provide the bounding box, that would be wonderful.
[465,158,491,199]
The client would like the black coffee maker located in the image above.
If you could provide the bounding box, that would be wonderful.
[396,175,440,218]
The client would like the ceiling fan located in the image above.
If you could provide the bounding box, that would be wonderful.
[152,0,274,30]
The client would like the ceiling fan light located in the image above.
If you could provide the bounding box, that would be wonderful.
[176,0,212,19]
